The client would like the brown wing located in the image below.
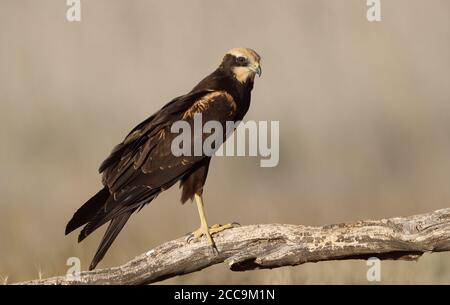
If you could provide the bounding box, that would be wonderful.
[78,90,237,239]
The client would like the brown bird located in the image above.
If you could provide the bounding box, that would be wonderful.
[65,48,262,270]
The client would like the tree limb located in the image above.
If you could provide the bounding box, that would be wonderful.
[16,208,450,285]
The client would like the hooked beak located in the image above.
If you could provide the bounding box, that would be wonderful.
[256,65,262,77]
[251,63,262,77]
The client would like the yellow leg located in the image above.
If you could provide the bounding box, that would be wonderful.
[187,194,236,249]
[194,194,215,247]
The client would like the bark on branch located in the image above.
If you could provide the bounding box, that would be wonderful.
[16,208,450,285]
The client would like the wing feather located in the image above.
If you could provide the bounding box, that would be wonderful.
[102,90,237,199]
[77,90,237,269]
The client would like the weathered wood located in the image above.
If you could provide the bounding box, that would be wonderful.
[16,208,450,285]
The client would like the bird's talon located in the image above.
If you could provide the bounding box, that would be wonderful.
[208,223,234,234]
[185,227,205,244]
[186,222,235,246]
[210,244,219,256]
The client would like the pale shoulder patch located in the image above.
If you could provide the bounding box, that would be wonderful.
[182,91,235,119]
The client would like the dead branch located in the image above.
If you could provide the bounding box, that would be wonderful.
[16,208,450,285]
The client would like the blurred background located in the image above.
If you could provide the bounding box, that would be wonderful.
[1,0,450,284]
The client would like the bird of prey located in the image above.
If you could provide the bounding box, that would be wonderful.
[65,48,262,270]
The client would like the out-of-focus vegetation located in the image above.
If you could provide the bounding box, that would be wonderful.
[1,0,450,283]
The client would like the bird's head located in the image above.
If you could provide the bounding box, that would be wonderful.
[220,48,262,84]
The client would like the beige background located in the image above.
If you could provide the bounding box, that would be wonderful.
[1,0,450,284]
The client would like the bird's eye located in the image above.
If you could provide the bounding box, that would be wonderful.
[236,56,247,65]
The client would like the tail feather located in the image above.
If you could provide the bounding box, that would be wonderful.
[65,187,110,235]
[77,191,157,243]
[88,210,135,270]
[67,186,159,270]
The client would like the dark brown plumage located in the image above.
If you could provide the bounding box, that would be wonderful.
[65,48,261,270]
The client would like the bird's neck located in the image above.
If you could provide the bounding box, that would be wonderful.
[193,68,253,120]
